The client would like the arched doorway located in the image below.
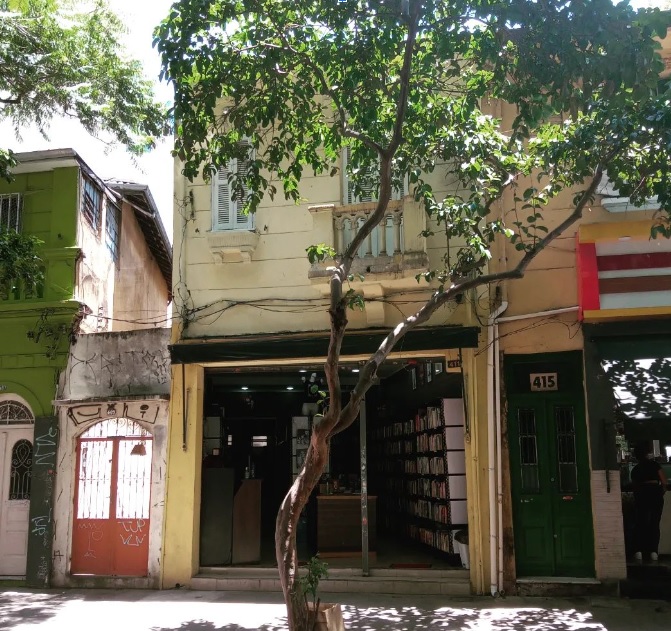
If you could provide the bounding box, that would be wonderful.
[71,418,153,577]
[0,398,35,576]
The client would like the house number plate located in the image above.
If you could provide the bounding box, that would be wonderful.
[529,372,558,392]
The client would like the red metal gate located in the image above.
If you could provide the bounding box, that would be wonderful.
[71,418,152,576]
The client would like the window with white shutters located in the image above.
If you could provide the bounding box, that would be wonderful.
[212,141,255,231]
[342,148,406,205]
[0,193,22,232]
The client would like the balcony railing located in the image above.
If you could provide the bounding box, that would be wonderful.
[0,272,45,302]
[309,200,428,279]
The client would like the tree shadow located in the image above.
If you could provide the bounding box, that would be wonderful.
[0,590,68,628]
[148,598,670,631]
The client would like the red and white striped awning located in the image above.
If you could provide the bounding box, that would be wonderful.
[577,228,671,320]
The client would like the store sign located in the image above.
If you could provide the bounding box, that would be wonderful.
[530,372,558,392]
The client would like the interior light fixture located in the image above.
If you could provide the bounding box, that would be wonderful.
[286,386,294,390]
[130,443,147,456]
[241,386,249,391]
[352,369,360,373]
[299,369,307,373]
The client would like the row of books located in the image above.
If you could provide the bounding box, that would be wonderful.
[375,456,446,475]
[409,525,453,554]
[372,405,444,439]
[382,476,448,499]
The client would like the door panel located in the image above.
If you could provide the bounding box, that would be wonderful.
[71,419,152,577]
[509,398,594,577]
[0,429,33,576]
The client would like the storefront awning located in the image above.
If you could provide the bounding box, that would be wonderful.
[170,325,480,365]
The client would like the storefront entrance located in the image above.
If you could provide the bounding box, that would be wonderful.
[506,352,595,578]
[198,357,469,572]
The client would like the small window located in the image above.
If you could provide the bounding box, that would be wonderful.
[105,202,121,261]
[211,140,255,231]
[82,177,102,231]
[252,435,268,448]
[0,193,22,232]
[342,148,406,205]
[9,439,32,500]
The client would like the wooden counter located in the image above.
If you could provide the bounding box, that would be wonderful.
[317,495,376,553]
[232,479,262,564]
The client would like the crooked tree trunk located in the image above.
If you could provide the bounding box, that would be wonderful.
[276,418,339,631]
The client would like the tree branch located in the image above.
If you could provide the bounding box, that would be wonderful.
[328,163,607,437]
[388,2,421,156]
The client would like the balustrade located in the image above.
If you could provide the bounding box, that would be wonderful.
[334,203,404,258]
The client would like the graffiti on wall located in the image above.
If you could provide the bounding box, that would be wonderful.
[68,348,170,394]
[67,400,161,425]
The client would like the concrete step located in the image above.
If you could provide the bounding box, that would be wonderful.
[193,567,471,596]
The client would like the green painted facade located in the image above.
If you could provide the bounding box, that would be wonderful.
[0,163,83,586]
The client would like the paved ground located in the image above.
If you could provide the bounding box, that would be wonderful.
[1,588,670,631]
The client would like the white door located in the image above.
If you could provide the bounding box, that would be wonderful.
[0,427,33,576]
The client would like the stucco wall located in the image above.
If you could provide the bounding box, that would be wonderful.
[75,178,115,334]
[112,200,170,332]
[172,153,478,340]
[58,329,171,401]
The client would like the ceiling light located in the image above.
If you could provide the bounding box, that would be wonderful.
[241,386,249,391]
[352,369,360,373]
[299,369,307,373]
[286,386,294,390]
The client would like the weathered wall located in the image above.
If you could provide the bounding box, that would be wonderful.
[58,328,171,401]
[172,153,478,340]
[52,329,171,588]
[75,179,115,334]
[112,200,170,332]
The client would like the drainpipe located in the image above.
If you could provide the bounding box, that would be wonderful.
[487,300,507,597]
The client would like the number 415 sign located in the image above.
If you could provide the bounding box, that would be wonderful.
[530,372,558,392]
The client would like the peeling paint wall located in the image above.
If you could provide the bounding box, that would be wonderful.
[58,329,171,401]
[52,329,170,588]
[112,200,169,332]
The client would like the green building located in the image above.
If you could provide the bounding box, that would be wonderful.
[0,149,171,586]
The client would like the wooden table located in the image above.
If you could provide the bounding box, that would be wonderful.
[317,494,376,554]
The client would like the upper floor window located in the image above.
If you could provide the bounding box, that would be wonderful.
[82,177,102,232]
[342,148,406,205]
[211,140,255,231]
[0,193,23,232]
[105,202,121,261]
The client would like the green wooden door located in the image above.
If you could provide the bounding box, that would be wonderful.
[507,354,595,578]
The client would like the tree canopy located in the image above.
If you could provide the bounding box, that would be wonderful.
[157,1,671,628]
[0,0,170,181]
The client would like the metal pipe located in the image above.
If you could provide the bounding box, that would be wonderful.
[487,301,508,597]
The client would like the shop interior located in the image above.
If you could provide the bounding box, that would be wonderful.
[198,358,469,571]
[602,356,671,563]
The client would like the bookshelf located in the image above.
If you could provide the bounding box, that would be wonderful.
[371,398,466,555]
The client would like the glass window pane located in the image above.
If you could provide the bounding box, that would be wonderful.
[555,406,578,493]
[518,408,540,493]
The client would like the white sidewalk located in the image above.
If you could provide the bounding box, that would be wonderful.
[1,588,669,631]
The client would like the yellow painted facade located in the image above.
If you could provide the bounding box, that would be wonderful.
[164,146,493,592]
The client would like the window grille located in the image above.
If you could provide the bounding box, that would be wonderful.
[0,400,34,425]
[105,202,121,261]
[0,193,23,232]
[9,439,32,500]
[211,140,255,231]
[82,177,102,231]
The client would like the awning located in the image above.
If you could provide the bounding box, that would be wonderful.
[170,325,480,365]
